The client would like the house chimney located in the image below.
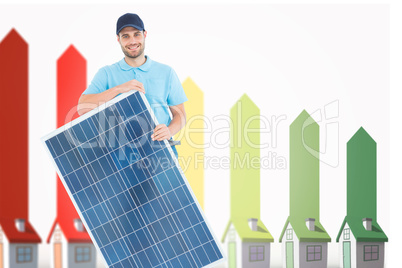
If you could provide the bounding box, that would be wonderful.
[363,218,372,231]
[305,218,315,231]
[74,218,84,232]
[248,218,258,231]
[15,219,25,232]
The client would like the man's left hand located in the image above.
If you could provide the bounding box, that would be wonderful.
[151,124,171,141]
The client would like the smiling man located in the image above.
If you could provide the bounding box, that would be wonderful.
[78,13,187,157]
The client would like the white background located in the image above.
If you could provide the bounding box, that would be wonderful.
[0,1,400,267]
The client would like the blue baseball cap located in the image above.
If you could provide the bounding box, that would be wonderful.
[116,13,145,35]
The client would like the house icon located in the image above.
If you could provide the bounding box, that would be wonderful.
[46,46,96,268]
[221,94,274,268]
[279,110,331,268]
[336,127,388,268]
[0,29,41,268]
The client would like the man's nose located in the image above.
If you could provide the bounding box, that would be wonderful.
[128,36,136,43]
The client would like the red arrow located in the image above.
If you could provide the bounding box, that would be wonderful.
[54,45,91,242]
[0,29,29,219]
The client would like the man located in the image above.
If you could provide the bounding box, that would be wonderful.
[78,13,187,157]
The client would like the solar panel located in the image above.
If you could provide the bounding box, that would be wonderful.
[42,91,224,268]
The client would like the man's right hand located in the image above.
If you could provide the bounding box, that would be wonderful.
[117,79,145,94]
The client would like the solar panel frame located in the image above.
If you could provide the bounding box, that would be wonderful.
[42,91,225,268]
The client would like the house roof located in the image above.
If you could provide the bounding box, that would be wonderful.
[336,216,388,242]
[221,218,274,243]
[47,218,91,243]
[0,217,41,243]
[279,216,331,243]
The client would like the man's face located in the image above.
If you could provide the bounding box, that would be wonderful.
[117,27,147,59]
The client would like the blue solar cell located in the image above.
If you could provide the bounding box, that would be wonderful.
[90,160,105,179]
[94,204,108,223]
[145,247,160,266]
[137,251,151,267]
[184,206,200,226]
[204,242,219,263]
[126,117,145,138]
[132,185,147,206]
[86,208,100,228]
[150,199,165,219]
[127,232,142,253]
[112,240,127,260]
[160,195,173,214]
[98,155,114,176]
[104,244,118,265]
[80,118,96,140]
[109,196,124,216]
[176,209,191,230]
[155,172,172,194]
[185,252,197,267]
[85,187,101,207]
[55,133,72,154]
[136,229,150,249]
[141,180,157,200]
[142,202,157,222]
[152,221,167,241]
[72,123,87,142]
[182,231,193,250]
[165,168,180,189]
[195,246,210,266]
[76,190,91,210]
[94,226,109,247]
[166,191,181,211]
[178,253,191,267]
[66,172,81,193]
[185,227,201,248]
[194,223,209,244]
[42,91,223,267]
[57,153,72,175]
[116,192,132,211]
[161,239,175,259]
[108,174,123,194]
[176,233,188,252]
[175,186,191,207]
[100,178,114,198]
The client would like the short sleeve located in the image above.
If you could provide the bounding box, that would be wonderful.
[82,68,108,95]
[167,68,188,106]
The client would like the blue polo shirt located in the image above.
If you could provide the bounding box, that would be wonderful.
[83,56,187,127]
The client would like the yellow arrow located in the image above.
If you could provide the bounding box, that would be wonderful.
[176,77,205,210]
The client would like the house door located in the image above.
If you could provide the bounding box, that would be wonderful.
[228,242,236,268]
[0,243,3,268]
[54,243,62,268]
[286,242,294,268]
[343,241,351,268]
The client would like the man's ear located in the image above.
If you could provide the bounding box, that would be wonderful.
[117,34,120,42]
[143,31,147,38]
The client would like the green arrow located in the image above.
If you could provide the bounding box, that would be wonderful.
[230,94,260,219]
[289,110,320,220]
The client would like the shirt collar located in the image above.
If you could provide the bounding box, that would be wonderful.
[118,55,152,72]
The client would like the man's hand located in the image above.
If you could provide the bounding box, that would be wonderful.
[151,124,171,141]
[117,79,145,94]
[78,79,145,116]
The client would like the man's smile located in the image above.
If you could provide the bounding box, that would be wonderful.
[127,44,140,51]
